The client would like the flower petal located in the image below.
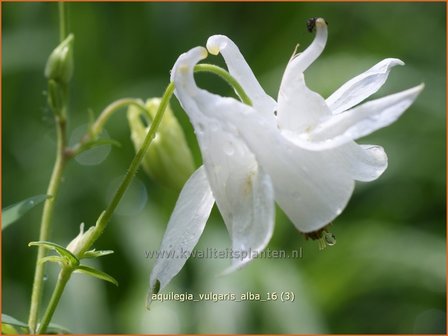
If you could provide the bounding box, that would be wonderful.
[241,124,355,233]
[334,142,388,182]
[326,58,405,114]
[172,47,276,270]
[206,35,277,116]
[277,19,331,134]
[149,166,214,296]
[220,166,275,273]
[213,99,355,233]
[286,18,328,73]
[280,130,387,181]
[197,123,276,271]
[277,72,332,134]
[309,84,424,145]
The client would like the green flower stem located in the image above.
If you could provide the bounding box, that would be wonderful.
[29,3,70,331]
[90,83,175,243]
[68,64,252,160]
[32,84,175,334]
[36,266,72,334]
[90,99,147,138]
[28,116,67,333]
[66,98,147,158]
[58,2,67,43]
[194,63,253,106]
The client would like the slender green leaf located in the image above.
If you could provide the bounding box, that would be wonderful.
[38,255,65,265]
[82,249,114,258]
[28,241,79,266]
[77,138,122,156]
[1,314,28,328]
[1,314,29,334]
[47,323,72,334]
[74,265,118,286]
[91,137,122,148]
[2,195,50,230]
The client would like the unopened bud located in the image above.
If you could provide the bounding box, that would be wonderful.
[66,223,95,257]
[127,98,195,191]
[47,79,65,114]
[45,34,74,84]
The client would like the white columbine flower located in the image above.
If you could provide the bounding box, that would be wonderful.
[149,18,423,298]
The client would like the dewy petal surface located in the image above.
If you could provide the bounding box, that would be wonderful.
[244,129,355,233]
[277,71,331,134]
[196,121,276,270]
[206,35,277,116]
[333,142,388,182]
[277,19,332,134]
[149,166,214,294]
[172,47,275,269]
[309,84,424,145]
[326,58,405,114]
[202,94,355,233]
[173,47,355,233]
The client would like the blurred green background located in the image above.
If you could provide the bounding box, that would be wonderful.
[2,2,446,334]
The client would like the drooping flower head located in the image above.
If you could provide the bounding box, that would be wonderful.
[148,18,423,302]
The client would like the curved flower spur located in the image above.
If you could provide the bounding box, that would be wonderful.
[148,18,423,302]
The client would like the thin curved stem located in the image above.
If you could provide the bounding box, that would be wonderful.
[69,64,252,160]
[90,99,147,138]
[36,267,72,334]
[194,63,253,106]
[28,117,67,333]
[29,3,70,331]
[91,83,175,243]
[31,83,175,333]
[58,2,67,43]
[66,98,147,158]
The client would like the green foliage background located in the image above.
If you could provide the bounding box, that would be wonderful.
[2,2,446,334]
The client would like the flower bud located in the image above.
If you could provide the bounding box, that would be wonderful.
[127,98,195,191]
[47,79,65,115]
[45,34,74,84]
[66,223,95,257]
